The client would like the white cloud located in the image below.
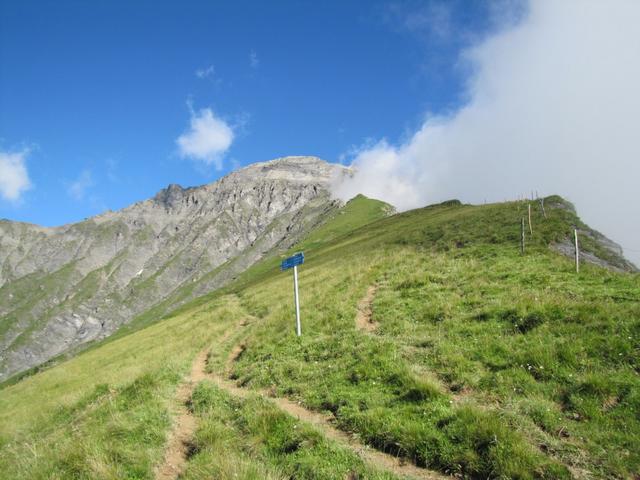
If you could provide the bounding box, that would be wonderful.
[195,64,216,80]
[0,149,32,202]
[249,50,259,68]
[176,107,234,170]
[393,1,454,42]
[68,169,94,200]
[333,0,640,264]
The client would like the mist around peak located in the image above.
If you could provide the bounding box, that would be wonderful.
[332,0,640,265]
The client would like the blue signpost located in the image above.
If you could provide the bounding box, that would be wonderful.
[281,252,304,336]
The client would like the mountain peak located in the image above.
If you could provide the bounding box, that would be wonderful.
[0,156,347,380]
[152,183,190,209]
[232,155,348,185]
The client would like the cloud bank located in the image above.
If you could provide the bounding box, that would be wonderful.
[0,149,32,202]
[333,0,640,264]
[177,107,234,170]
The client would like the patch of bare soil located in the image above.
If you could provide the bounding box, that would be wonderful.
[355,285,379,332]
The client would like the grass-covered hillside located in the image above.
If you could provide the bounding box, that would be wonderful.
[0,195,638,479]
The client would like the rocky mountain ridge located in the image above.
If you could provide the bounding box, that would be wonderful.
[0,156,349,381]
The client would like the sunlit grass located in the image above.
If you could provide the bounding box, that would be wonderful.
[0,196,638,479]
[183,381,400,480]
[0,296,243,478]
[228,198,639,478]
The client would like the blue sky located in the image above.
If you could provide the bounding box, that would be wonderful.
[0,0,496,226]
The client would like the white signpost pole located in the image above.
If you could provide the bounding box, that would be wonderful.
[293,265,301,336]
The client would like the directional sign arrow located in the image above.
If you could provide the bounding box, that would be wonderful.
[281,252,304,271]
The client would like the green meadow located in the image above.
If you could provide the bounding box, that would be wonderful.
[1,195,638,479]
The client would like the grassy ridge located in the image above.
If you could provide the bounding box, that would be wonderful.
[0,195,638,479]
[226,198,639,478]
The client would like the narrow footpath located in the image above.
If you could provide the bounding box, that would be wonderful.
[155,322,239,480]
[355,284,379,332]
[156,302,447,480]
[154,349,208,480]
[208,373,446,480]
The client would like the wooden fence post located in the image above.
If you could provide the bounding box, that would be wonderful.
[528,204,533,235]
[521,218,525,255]
[574,229,580,273]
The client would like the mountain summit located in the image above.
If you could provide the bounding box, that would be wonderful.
[0,156,349,380]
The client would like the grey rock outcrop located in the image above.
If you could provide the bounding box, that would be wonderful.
[545,196,637,272]
[551,231,637,272]
[0,156,349,381]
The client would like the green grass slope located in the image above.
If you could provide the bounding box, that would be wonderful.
[0,294,239,478]
[298,194,395,249]
[0,195,638,479]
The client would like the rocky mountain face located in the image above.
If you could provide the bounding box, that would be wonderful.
[0,156,349,381]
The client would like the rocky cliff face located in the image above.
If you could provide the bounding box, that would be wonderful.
[0,156,349,381]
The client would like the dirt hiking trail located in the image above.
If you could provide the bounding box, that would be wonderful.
[220,325,446,480]
[155,322,239,480]
[157,307,447,480]
[209,372,446,480]
[355,285,379,332]
[154,350,207,480]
